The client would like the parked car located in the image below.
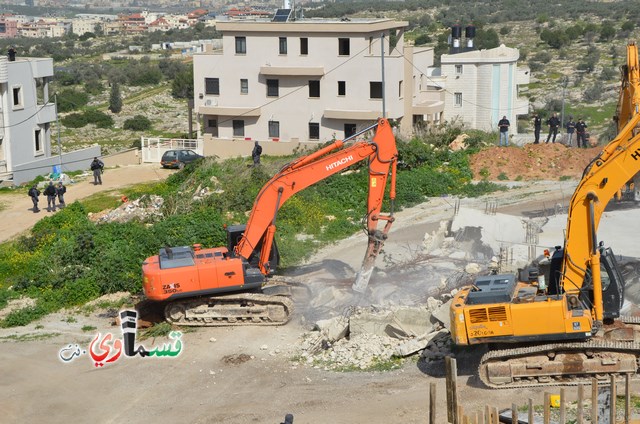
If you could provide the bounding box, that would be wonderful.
[161,150,203,169]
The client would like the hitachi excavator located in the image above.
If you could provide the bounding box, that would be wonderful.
[450,41,640,388]
[142,118,398,326]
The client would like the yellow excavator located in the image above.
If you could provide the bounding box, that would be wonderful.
[450,41,640,388]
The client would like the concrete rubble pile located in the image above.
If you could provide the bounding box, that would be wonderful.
[90,194,164,223]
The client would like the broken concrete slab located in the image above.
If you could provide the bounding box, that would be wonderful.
[431,298,453,331]
[349,309,393,337]
[349,306,433,339]
[395,329,449,357]
[314,315,349,342]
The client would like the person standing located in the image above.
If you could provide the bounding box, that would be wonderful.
[252,141,262,166]
[56,182,66,207]
[565,117,576,146]
[533,113,542,144]
[546,113,560,143]
[43,181,57,212]
[575,118,588,148]
[498,115,510,147]
[28,184,40,213]
[90,157,104,185]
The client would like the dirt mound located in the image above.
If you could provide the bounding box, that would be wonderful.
[469,143,600,181]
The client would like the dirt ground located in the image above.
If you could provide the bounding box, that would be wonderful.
[0,150,637,424]
[469,143,600,181]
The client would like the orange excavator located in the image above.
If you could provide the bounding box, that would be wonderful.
[142,118,398,326]
[450,41,640,388]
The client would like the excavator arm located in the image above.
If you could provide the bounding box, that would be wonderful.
[562,66,640,322]
[233,117,398,292]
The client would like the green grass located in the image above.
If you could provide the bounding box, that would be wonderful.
[81,325,96,332]
[63,316,77,323]
[562,102,617,127]
[140,322,173,340]
[0,332,60,342]
[79,190,122,213]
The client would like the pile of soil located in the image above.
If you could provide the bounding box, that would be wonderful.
[469,143,599,181]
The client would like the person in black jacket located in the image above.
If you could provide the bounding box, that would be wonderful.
[90,157,104,185]
[546,113,560,143]
[28,184,40,213]
[498,116,510,147]
[575,118,588,148]
[533,113,542,144]
[56,182,66,207]
[43,181,57,212]
[252,141,262,166]
[565,117,576,146]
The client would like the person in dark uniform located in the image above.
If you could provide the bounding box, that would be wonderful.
[28,184,40,213]
[90,157,104,185]
[252,141,262,166]
[565,117,576,146]
[43,181,57,212]
[546,113,560,143]
[575,118,588,148]
[533,113,542,144]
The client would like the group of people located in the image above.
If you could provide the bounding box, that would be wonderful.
[532,113,589,147]
[28,181,66,213]
[498,113,589,148]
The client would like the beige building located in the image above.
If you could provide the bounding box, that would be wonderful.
[439,44,530,134]
[193,18,444,144]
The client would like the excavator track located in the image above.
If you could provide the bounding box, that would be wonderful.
[479,317,640,389]
[164,293,294,327]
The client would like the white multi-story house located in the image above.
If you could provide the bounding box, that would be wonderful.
[439,43,530,134]
[193,18,445,144]
[0,55,100,185]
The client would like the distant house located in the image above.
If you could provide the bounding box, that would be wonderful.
[0,55,99,185]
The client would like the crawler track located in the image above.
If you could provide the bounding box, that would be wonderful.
[479,317,640,389]
[164,293,294,327]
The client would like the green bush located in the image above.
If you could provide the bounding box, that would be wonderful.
[61,113,88,128]
[123,115,152,131]
[57,89,89,113]
[84,110,114,128]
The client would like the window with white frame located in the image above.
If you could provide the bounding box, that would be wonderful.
[309,80,320,98]
[240,79,248,94]
[279,37,287,54]
[309,123,319,140]
[300,37,308,55]
[205,78,219,95]
[455,64,463,75]
[454,92,462,107]
[268,121,280,138]
[267,79,279,97]
[12,85,23,109]
[34,128,42,154]
[235,36,246,54]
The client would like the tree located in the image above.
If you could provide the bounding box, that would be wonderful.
[109,82,122,113]
[475,28,500,50]
[123,115,151,131]
[599,22,616,42]
[171,68,194,99]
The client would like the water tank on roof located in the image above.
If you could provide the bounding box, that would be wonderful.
[465,25,476,39]
[451,24,462,39]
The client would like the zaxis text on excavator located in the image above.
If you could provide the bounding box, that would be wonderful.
[142,118,398,326]
[450,41,640,388]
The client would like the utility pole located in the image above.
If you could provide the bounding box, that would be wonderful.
[381,32,386,118]
[55,93,62,169]
[560,76,569,130]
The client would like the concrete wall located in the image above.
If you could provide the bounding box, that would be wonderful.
[202,136,319,159]
[102,148,141,167]
[13,145,100,184]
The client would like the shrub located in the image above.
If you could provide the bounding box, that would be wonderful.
[84,110,114,128]
[497,172,509,180]
[61,113,88,128]
[57,89,89,113]
[123,115,152,131]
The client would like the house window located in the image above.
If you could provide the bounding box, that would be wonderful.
[205,78,219,95]
[240,79,248,94]
[207,119,218,137]
[267,79,279,97]
[300,37,308,55]
[34,128,42,154]
[398,80,403,98]
[454,92,462,107]
[309,123,319,140]
[309,80,320,98]
[268,121,280,138]
[369,36,373,54]
[235,36,246,54]
[338,81,346,96]
[370,81,383,99]
[344,123,356,138]
[455,64,463,75]
[279,37,287,54]
[12,86,22,109]
[233,120,244,137]
[338,38,350,56]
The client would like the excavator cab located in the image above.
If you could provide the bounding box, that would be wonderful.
[226,224,279,274]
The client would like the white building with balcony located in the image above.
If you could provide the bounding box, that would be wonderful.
[0,56,100,184]
[439,44,530,133]
[193,18,445,145]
